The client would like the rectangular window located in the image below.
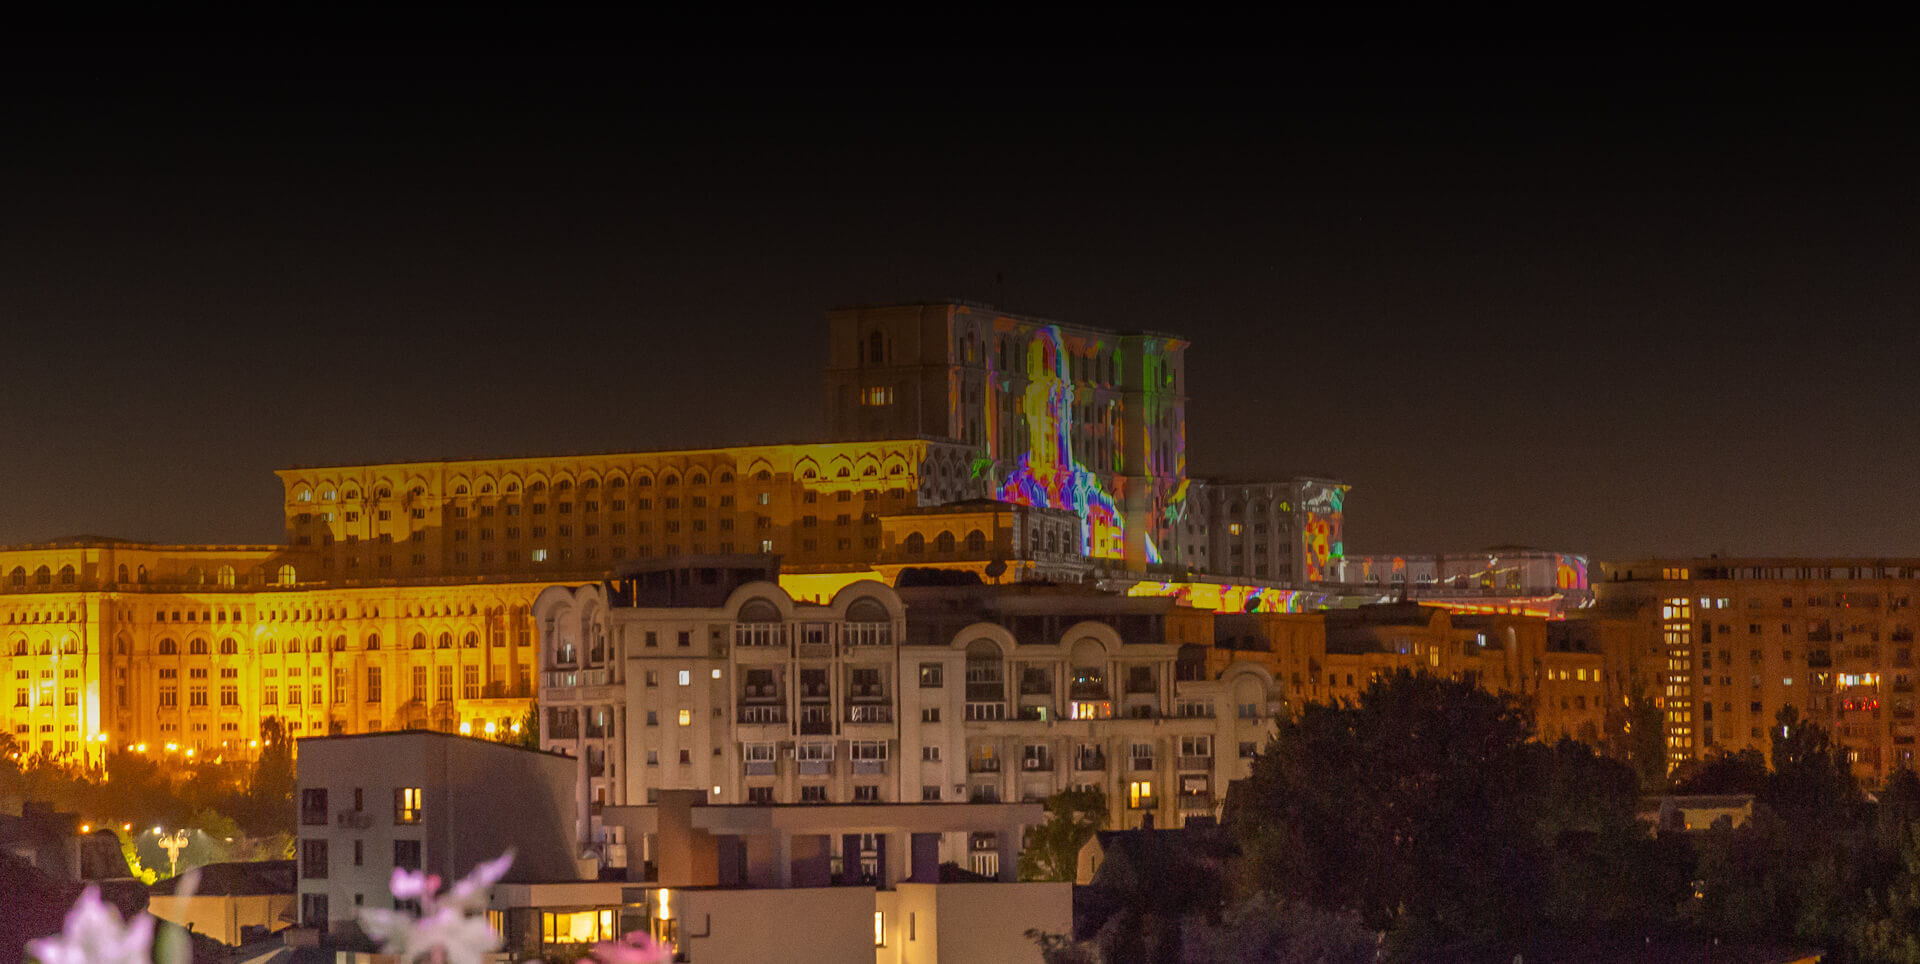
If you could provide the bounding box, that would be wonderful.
[677,709,692,726]
[395,787,423,824]
[300,839,328,879]
[393,839,422,871]
[367,667,382,703]
[437,666,453,703]
[919,664,943,687]
[463,665,479,700]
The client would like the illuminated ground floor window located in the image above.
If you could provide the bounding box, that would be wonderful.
[542,909,616,945]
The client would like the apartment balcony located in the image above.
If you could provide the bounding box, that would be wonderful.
[1125,678,1157,695]
[798,719,833,736]
[968,757,1001,774]
[541,668,608,689]
[1069,683,1109,701]
[1127,796,1159,811]
[852,759,887,776]
[1130,757,1155,772]
[1808,650,1834,668]
[843,622,892,648]
[1894,709,1916,720]
[846,705,892,725]
[1073,753,1107,772]
[1178,793,1214,811]
[965,683,1007,703]
[738,706,787,725]
[849,685,887,701]
[733,623,787,648]
[1019,679,1053,696]
[587,757,605,778]
[480,682,534,699]
[796,641,834,660]
[965,701,1008,722]
[969,787,1002,804]
[1807,632,1835,643]
[799,686,831,701]
[335,811,372,830]
[743,761,776,776]
[798,759,831,776]
[1177,755,1212,771]
[741,683,782,700]
[1022,755,1055,772]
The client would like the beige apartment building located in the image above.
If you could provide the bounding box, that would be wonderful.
[1598,558,1920,783]
[532,557,1282,872]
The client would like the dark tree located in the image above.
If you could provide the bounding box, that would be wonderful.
[1019,786,1107,882]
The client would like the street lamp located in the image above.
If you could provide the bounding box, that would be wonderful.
[159,830,190,877]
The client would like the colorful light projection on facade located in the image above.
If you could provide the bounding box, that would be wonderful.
[1554,554,1590,591]
[1298,482,1348,583]
[1126,580,1327,614]
[994,326,1126,558]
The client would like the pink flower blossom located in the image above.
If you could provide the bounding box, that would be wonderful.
[26,887,155,964]
[590,930,673,964]
[359,851,514,964]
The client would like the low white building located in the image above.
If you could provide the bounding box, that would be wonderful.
[292,730,587,935]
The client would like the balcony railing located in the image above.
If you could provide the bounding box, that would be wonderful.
[852,758,887,775]
[1130,756,1155,772]
[739,706,787,725]
[1073,753,1107,771]
[335,811,372,829]
[798,758,831,775]
[743,760,776,776]
[847,705,892,724]
[541,668,608,689]
[1177,755,1212,771]
[1128,796,1159,811]
[968,757,1001,773]
[799,719,833,735]
[1178,793,1214,811]
[1019,678,1053,696]
[849,684,887,701]
[1069,683,1109,701]
[741,684,781,700]
[800,686,831,701]
[1022,756,1054,772]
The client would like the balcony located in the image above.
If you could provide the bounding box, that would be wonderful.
[1130,756,1155,772]
[843,622,892,647]
[743,760,776,776]
[1125,677,1157,695]
[541,668,608,689]
[799,719,833,736]
[587,757,605,777]
[1022,755,1054,772]
[1807,631,1834,643]
[1177,755,1212,771]
[1178,793,1214,811]
[1073,752,1107,772]
[798,758,831,776]
[1128,796,1159,811]
[965,682,1007,703]
[335,811,372,830]
[849,684,887,701]
[733,623,787,648]
[1019,676,1053,696]
[738,706,787,725]
[965,701,1008,722]
[968,757,1001,774]
[741,683,782,700]
[1069,683,1109,701]
[846,705,892,725]
[799,685,831,701]
[853,758,887,776]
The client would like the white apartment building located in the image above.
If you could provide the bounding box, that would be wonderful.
[534,557,1282,868]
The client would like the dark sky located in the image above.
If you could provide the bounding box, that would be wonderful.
[1,41,1914,560]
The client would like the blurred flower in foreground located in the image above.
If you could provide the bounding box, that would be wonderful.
[360,851,514,964]
[590,930,674,964]
[25,888,155,964]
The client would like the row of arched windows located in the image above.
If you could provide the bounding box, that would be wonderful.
[8,565,75,587]
[153,638,240,656]
[901,530,990,554]
[9,639,79,656]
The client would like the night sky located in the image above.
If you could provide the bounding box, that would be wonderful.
[2,43,1914,560]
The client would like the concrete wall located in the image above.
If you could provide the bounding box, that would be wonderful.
[147,894,295,945]
[679,886,876,964]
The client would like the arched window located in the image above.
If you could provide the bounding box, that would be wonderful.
[57,565,74,585]
[836,466,850,479]
[60,639,77,654]
[609,477,626,489]
[755,470,771,482]
[904,533,925,555]
[157,638,179,655]
[718,471,734,483]
[377,485,392,498]
[690,472,707,485]
[463,631,478,649]
[116,564,129,584]
[965,529,986,552]
[10,640,24,656]
[186,566,203,585]
[529,480,546,493]
[137,565,148,584]
[34,566,50,585]
[277,565,296,586]
[412,633,427,650]
[454,484,469,495]
[935,531,956,554]
[438,632,452,650]
[556,479,572,491]
[366,634,381,651]
[262,638,276,654]
[36,641,51,655]
[333,636,347,652]
[10,567,24,587]
[662,472,679,486]
[189,639,208,655]
[216,566,235,587]
[505,481,520,493]
[219,638,238,655]
[582,478,599,490]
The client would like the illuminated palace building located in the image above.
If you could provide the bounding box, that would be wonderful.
[1599,559,1920,783]
[2,300,1586,765]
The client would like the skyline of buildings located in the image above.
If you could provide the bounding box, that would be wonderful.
[1,300,1909,794]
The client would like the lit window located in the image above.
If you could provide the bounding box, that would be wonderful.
[678,709,691,726]
[711,669,722,679]
[531,549,548,563]
[678,670,691,686]
[875,911,885,947]
[541,910,616,945]
[394,787,423,824]
[861,386,894,406]
[1128,780,1154,808]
